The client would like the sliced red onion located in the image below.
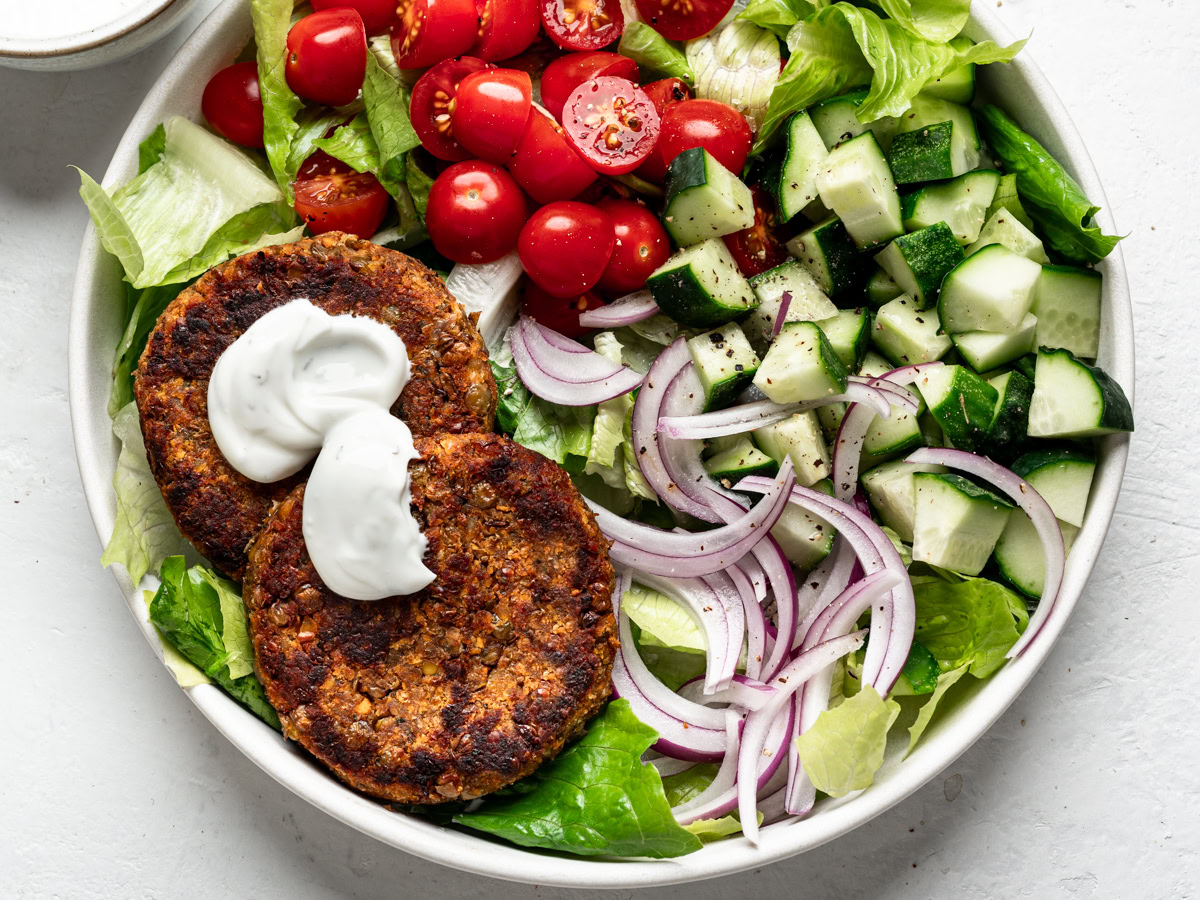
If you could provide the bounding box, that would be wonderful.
[728,564,766,682]
[771,291,793,340]
[659,362,732,524]
[700,568,746,692]
[511,321,643,405]
[578,289,660,328]
[678,673,778,712]
[907,447,1065,659]
[736,556,768,605]
[671,710,740,817]
[648,755,698,777]
[525,319,596,355]
[793,541,856,650]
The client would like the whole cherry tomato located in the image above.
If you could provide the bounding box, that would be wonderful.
[285,9,368,108]
[521,280,606,338]
[595,197,671,295]
[633,0,734,41]
[409,57,492,161]
[658,99,753,178]
[634,77,693,182]
[451,68,533,163]
[518,201,615,297]
[562,77,660,175]
[311,0,396,34]
[506,106,598,203]
[469,0,542,61]
[722,185,789,276]
[201,62,264,148]
[390,0,479,69]
[426,161,530,264]
[540,52,639,121]
[294,151,390,237]
[540,0,624,51]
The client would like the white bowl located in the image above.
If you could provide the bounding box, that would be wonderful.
[68,1,1135,888]
[0,0,202,71]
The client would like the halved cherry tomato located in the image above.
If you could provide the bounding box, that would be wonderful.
[633,76,693,182]
[633,0,734,41]
[202,62,264,149]
[311,0,396,35]
[521,280,606,338]
[285,10,368,108]
[506,106,598,203]
[562,77,660,175]
[410,57,492,161]
[540,51,639,121]
[470,0,542,61]
[294,151,390,238]
[540,0,624,51]
[722,185,789,277]
[426,161,530,264]
[451,68,533,162]
[595,197,671,295]
[658,98,752,177]
[519,201,615,297]
[390,0,479,68]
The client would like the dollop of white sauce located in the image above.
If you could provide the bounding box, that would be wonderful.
[207,298,435,600]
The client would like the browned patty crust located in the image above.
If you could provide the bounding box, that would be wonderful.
[134,232,497,580]
[243,433,618,805]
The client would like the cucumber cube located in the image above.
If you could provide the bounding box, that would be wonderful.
[862,459,949,542]
[950,312,1038,373]
[754,321,848,404]
[647,238,757,328]
[938,243,1042,334]
[866,268,903,307]
[984,368,1034,460]
[966,207,1050,263]
[872,295,953,366]
[754,410,830,486]
[915,364,998,451]
[1012,448,1096,528]
[888,121,957,184]
[704,437,779,487]
[912,472,1014,575]
[901,169,1000,245]
[771,500,836,570]
[773,111,829,223]
[785,216,865,298]
[810,90,898,151]
[663,147,756,247]
[1027,348,1134,438]
[745,261,837,349]
[815,132,903,249]
[994,511,1080,598]
[896,96,981,175]
[815,308,870,370]
[874,222,964,308]
[1030,265,1102,359]
[687,324,761,411]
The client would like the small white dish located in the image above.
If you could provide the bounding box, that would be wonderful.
[68,0,1135,888]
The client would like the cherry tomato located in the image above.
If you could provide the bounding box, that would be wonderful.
[562,77,660,175]
[201,62,264,148]
[633,77,693,182]
[294,151,390,238]
[285,9,368,108]
[519,201,615,297]
[311,0,396,35]
[633,0,734,41]
[540,52,639,121]
[470,0,542,61]
[595,198,670,295]
[521,280,606,338]
[722,185,789,277]
[426,161,530,264]
[506,106,598,203]
[410,57,492,161]
[540,0,624,51]
[390,0,479,69]
[658,98,753,178]
[451,68,533,163]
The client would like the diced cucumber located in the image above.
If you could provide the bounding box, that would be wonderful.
[816,402,846,442]
[744,260,837,349]
[984,368,1033,459]
[814,132,903,249]
[874,223,964,308]
[915,364,998,451]
[785,216,866,299]
[754,410,831,486]
[965,206,1050,263]
[862,403,924,464]
[773,111,829,223]
[937,243,1042,333]
[809,89,898,151]
[918,410,944,447]
[753,321,849,403]
[800,196,832,223]
[662,147,755,247]
[771,492,835,570]
[857,350,894,378]
[888,121,957,184]
[895,95,981,176]
[994,511,1080,598]
[986,173,1035,232]
[950,312,1038,373]
[704,436,779,487]
[866,268,903,307]
[871,295,953,366]
[1012,447,1096,528]
[687,324,761,411]
[647,238,758,327]
[703,434,747,458]
[922,53,976,104]
[862,459,949,542]
[911,472,1014,575]
[1031,265,1102,359]
[1013,352,1037,382]
[1027,348,1134,438]
[816,308,870,370]
[900,169,1000,245]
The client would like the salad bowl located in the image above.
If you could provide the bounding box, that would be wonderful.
[68,0,1134,887]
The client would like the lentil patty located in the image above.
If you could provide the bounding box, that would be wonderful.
[243,433,618,804]
[134,232,497,580]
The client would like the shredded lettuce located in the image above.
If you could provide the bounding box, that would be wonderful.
[905,664,968,756]
[252,0,304,197]
[687,20,781,132]
[618,22,696,85]
[912,575,1027,679]
[796,685,900,797]
[875,0,970,43]
[455,699,703,858]
[978,105,1124,264]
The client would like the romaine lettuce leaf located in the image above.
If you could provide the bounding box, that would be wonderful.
[624,582,706,653]
[687,20,781,132]
[987,173,1036,231]
[584,332,638,493]
[252,0,304,197]
[405,152,436,217]
[738,0,817,39]
[618,22,696,85]
[108,282,185,416]
[977,105,1124,264]
[661,764,749,840]
[361,48,422,179]
[875,0,970,43]
[904,664,967,756]
[912,575,1026,678]
[796,684,900,797]
[454,699,703,857]
[137,124,166,174]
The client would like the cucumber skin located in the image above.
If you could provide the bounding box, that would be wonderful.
[1011,445,1096,479]
[647,265,750,328]
[1038,347,1135,434]
[704,367,757,412]
[925,368,998,452]
[707,457,780,487]
[983,369,1034,462]
[918,472,1014,508]
[889,223,965,308]
[888,122,956,184]
[790,218,866,301]
[664,146,709,199]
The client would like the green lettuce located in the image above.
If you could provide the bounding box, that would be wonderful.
[618,22,695,85]
[624,582,706,653]
[687,20,781,132]
[455,699,703,858]
[584,332,638,493]
[738,0,817,39]
[108,281,186,416]
[796,685,900,797]
[150,557,280,728]
[978,105,1124,264]
[405,152,436,217]
[912,575,1027,679]
[252,0,304,197]
[875,0,970,43]
[895,638,940,695]
[137,123,166,173]
[661,764,750,841]
[904,664,967,756]
[987,172,1036,231]
[361,48,422,178]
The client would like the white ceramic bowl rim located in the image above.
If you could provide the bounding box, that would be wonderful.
[68,1,1135,889]
[0,0,187,59]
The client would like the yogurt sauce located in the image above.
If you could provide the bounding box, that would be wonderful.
[208,298,435,600]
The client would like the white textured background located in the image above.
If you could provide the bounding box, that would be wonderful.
[1,1,1196,896]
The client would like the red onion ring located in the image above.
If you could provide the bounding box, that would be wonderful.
[510,320,643,405]
[578,289,660,328]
